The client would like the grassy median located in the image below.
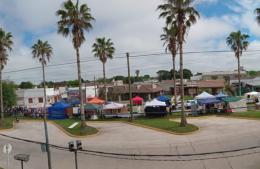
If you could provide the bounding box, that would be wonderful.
[54,119,98,136]
[229,111,260,119]
[0,118,13,130]
[133,118,199,134]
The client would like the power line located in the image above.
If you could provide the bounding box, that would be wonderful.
[1,132,260,161]
[4,49,260,75]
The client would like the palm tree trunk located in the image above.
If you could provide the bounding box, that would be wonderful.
[171,40,177,107]
[172,55,177,107]
[237,55,241,96]
[0,66,3,122]
[42,61,52,169]
[102,62,107,102]
[179,24,187,127]
[76,47,86,130]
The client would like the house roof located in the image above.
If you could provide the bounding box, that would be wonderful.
[197,80,225,88]
[111,84,162,94]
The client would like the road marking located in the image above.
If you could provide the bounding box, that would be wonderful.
[68,122,79,129]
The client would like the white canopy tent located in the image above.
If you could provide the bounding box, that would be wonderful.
[195,91,216,100]
[145,99,166,107]
[103,102,125,110]
[245,91,259,97]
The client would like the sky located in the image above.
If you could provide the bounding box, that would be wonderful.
[1,0,260,84]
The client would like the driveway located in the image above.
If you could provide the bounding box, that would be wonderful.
[1,116,260,169]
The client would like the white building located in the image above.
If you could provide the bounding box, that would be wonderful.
[16,88,59,108]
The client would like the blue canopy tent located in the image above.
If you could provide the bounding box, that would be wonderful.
[216,92,228,100]
[197,98,221,105]
[156,95,171,106]
[48,102,71,120]
[71,99,80,106]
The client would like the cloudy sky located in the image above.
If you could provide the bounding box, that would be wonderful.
[1,0,260,84]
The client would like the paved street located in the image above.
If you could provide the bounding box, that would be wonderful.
[1,116,260,169]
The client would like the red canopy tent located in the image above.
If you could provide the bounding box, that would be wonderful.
[132,96,144,105]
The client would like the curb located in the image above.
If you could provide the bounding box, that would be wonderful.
[50,121,100,139]
[124,121,200,136]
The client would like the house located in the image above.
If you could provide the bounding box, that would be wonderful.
[230,77,260,94]
[108,83,163,101]
[157,80,197,96]
[197,80,225,95]
[157,79,225,96]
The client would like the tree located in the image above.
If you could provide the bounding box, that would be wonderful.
[134,69,140,81]
[66,80,80,87]
[32,40,53,169]
[3,81,17,109]
[57,0,94,131]
[19,81,34,89]
[92,37,115,101]
[157,70,171,81]
[0,28,13,124]
[255,8,260,25]
[143,74,150,81]
[158,0,200,127]
[226,31,249,96]
[161,25,178,106]
[183,69,193,79]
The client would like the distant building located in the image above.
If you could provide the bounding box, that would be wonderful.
[157,79,225,96]
[108,83,163,101]
[16,84,98,108]
[230,77,260,94]
[16,88,59,108]
[191,70,247,83]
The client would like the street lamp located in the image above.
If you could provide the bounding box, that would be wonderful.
[68,140,82,169]
[14,154,30,169]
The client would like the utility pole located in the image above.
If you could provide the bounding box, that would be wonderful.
[127,53,133,122]
[94,76,97,97]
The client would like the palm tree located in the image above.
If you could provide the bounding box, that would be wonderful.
[255,8,260,25]
[32,40,53,169]
[135,69,140,82]
[92,37,115,101]
[158,0,200,127]
[57,0,94,130]
[226,31,249,96]
[160,25,178,107]
[0,28,12,124]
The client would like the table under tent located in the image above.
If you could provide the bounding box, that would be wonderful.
[222,97,247,113]
[48,102,71,120]
[84,103,102,119]
[103,102,127,114]
[144,99,167,116]
[194,92,222,114]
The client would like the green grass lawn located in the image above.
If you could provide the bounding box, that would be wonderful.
[133,118,199,134]
[229,110,260,119]
[0,118,13,130]
[54,119,98,136]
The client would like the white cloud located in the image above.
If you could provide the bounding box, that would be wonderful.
[1,0,260,83]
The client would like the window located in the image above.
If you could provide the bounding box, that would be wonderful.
[28,98,33,103]
[38,97,43,103]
